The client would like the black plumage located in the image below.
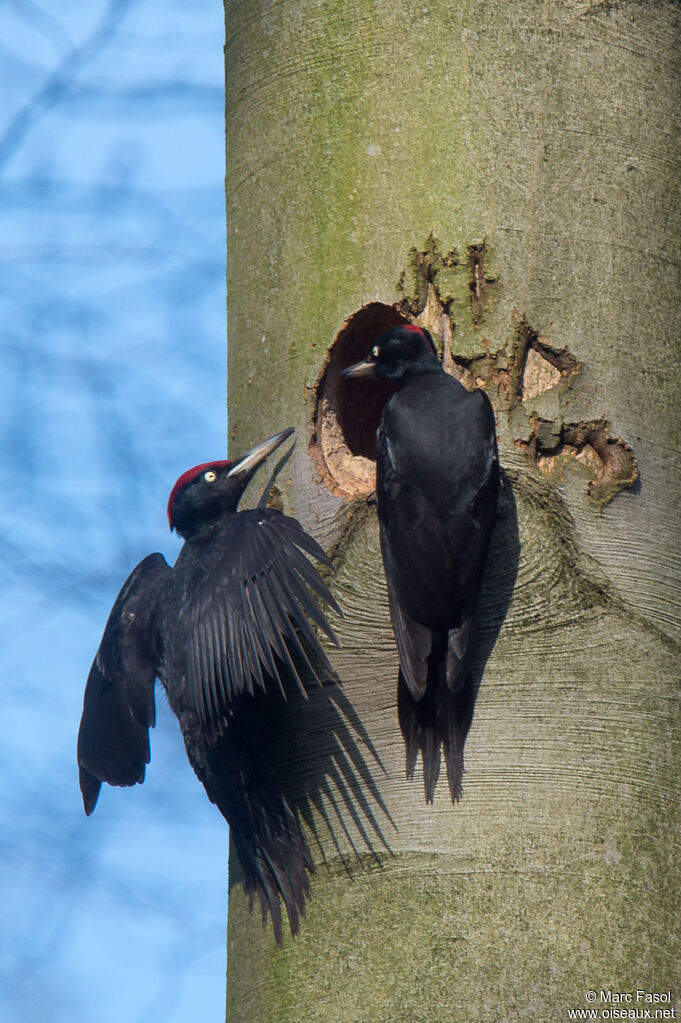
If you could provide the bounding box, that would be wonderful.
[77,428,341,942]
[342,326,498,802]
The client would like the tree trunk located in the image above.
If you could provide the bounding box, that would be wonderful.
[224,1,681,1019]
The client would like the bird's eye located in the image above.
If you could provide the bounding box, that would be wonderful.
[203,470,217,483]
[372,345,380,358]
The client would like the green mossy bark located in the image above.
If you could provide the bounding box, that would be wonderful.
[224,1,681,1019]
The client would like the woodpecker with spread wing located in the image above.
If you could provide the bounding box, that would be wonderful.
[77,428,341,942]
[343,326,498,803]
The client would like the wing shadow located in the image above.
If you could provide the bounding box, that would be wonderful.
[226,650,396,906]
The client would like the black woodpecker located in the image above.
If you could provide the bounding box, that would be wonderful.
[77,427,342,942]
[343,326,498,803]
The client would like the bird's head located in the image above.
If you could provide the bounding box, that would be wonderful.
[167,427,294,537]
[341,325,439,383]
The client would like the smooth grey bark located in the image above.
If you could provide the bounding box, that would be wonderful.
[224,2,681,1019]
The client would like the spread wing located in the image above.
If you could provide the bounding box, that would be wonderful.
[77,552,170,814]
[377,386,498,698]
[181,509,342,729]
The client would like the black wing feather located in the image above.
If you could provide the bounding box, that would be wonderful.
[265,562,321,685]
[264,516,342,619]
[279,541,342,639]
[255,563,306,685]
[377,381,498,699]
[384,573,432,699]
[181,509,341,721]
[243,578,280,680]
[77,552,170,814]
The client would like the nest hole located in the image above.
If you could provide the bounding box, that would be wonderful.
[312,302,410,498]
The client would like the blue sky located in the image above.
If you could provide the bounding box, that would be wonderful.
[0,2,230,1019]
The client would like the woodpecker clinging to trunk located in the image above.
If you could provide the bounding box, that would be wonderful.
[77,427,342,943]
[342,326,498,803]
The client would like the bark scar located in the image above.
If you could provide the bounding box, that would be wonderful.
[467,240,499,325]
[312,237,638,510]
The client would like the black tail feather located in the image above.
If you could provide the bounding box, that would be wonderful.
[197,732,313,945]
[397,632,475,804]
[228,790,313,944]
